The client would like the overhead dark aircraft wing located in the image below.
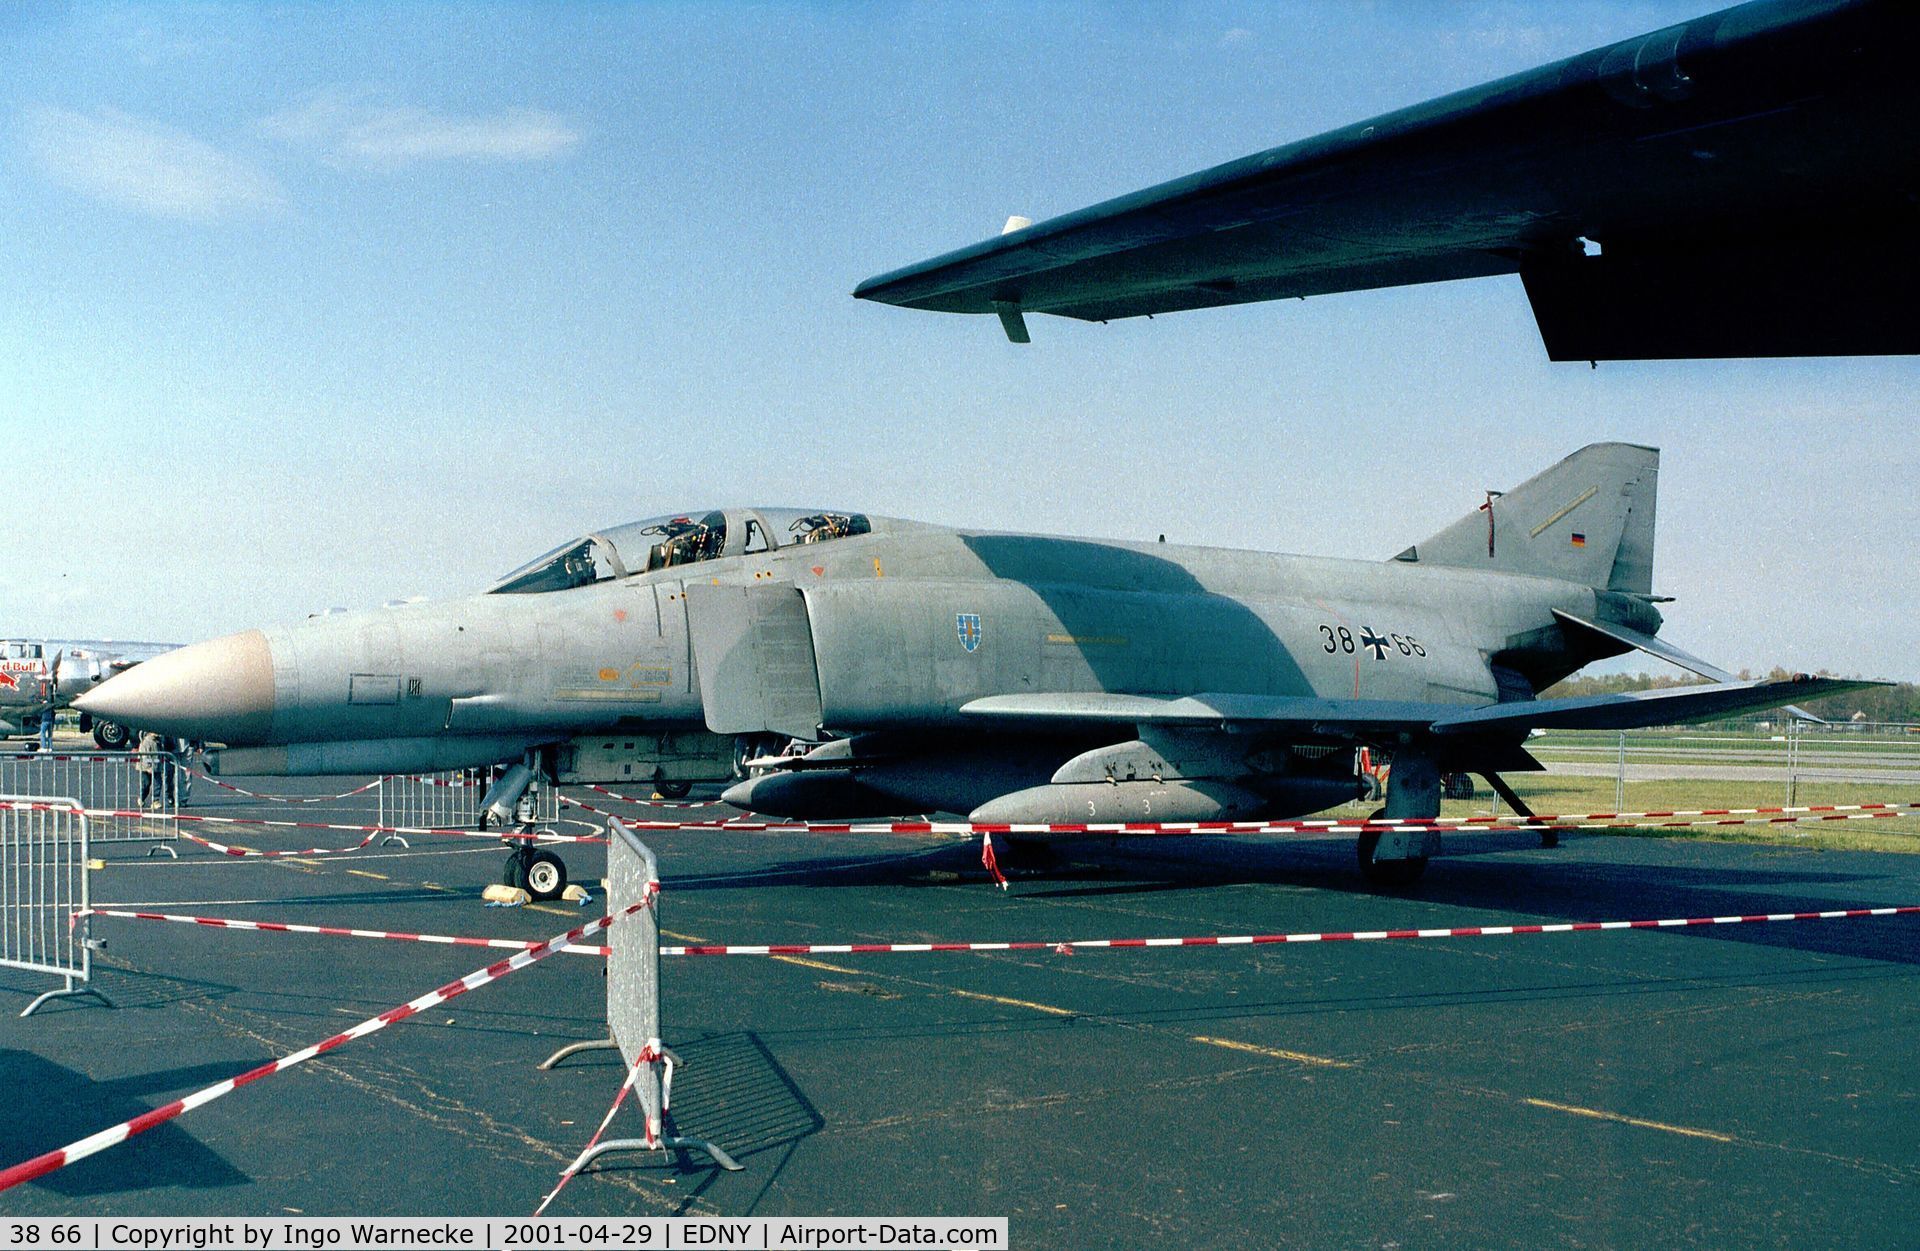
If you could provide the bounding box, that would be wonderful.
[962,675,1881,736]
[855,0,1920,360]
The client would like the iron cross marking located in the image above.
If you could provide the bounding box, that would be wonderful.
[1359,628,1392,661]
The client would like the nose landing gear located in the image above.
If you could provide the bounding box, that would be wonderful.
[503,844,569,901]
[483,749,570,901]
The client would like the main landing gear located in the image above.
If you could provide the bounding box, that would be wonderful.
[1357,751,1443,888]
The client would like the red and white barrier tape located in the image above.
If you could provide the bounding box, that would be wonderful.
[560,794,761,825]
[184,769,389,804]
[611,802,1920,838]
[86,897,1920,959]
[79,908,611,956]
[0,883,660,1194]
[577,784,728,809]
[6,799,1914,859]
[177,829,384,858]
[0,801,607,849]
[533,1040,663,1216]
[79,898,1920,962]
[656,904,1920,957]
[982,831,1006,889]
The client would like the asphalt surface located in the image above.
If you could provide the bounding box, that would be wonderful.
[4,776,1919,1248]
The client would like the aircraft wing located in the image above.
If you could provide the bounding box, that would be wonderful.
[961,675,1881,737]
[1426,676,1879,735]
[960,691,1438,734]
[855,0,1920,359]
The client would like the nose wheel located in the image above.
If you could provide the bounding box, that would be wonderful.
[503,843,569,901]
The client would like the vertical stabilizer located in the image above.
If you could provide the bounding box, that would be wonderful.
[1392,443,1658,593]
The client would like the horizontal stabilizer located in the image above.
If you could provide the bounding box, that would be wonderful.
[1552,609,1729,680]
[1555,609,1828,722]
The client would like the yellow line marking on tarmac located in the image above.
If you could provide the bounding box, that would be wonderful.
[1523,1097,1734,1143]
[345,870,388,880]
[1191,1036,1355,1068]
[774,955,864,975]
[283,858,321,866]
[420,883,456,893]
[951,989,1077,1017]
[527,903,582,918]
[661,928,709,943]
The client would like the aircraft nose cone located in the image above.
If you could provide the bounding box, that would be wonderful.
[74,630,275,744]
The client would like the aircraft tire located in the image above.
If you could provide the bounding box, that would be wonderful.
[523,850,568,901]
[93,720,131,750]
[654,779,693,799]
[1356,827,1428,888]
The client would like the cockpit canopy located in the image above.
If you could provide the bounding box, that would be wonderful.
[488,508,874,595]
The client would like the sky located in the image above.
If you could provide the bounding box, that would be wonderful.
[0,1,1913,681]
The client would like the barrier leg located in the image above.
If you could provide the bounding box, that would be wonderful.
[565,1134,743,1174]
[21,975,114,1018]
[539,1036,617,1071]
[146,843,178,858]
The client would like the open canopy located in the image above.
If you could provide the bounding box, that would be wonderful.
[487,508,876,595]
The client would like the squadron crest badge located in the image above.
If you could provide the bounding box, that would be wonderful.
[956,613,982,653]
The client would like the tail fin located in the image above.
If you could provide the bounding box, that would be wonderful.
[1392,443,1658,593]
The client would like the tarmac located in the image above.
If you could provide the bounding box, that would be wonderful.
[4,775,1919,1248]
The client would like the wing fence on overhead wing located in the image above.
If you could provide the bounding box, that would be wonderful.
[856,0,1920,359]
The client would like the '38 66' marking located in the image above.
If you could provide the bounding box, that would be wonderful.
[1319,624,1424,660]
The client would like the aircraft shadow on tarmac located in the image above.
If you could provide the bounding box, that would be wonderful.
[547,1031,819,1216]
[0,1051,250,1196]
[657,831,1920,968]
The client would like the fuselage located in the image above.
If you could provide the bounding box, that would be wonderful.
[76,509,1653,763]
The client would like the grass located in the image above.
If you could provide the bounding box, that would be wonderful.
[1420,776,1920,854]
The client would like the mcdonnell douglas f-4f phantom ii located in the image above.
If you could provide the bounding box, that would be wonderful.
[78,444,1877,894]
[856,0,1920,360]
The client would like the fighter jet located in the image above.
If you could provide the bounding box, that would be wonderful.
[1,638,178,748]
[855,0,1920,360]
[77,444,1879,895]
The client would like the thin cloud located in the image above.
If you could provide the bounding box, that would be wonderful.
[21,106,286,219]
[261,89,581,169]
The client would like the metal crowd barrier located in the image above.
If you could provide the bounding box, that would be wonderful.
[0,750,177,848]
[377,769,559,835]
[1,796,109,1016]
[539,818,739,1172]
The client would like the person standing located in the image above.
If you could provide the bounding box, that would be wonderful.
[38,707,54,752]
[172,738,197,806]
[137,729,163,809]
